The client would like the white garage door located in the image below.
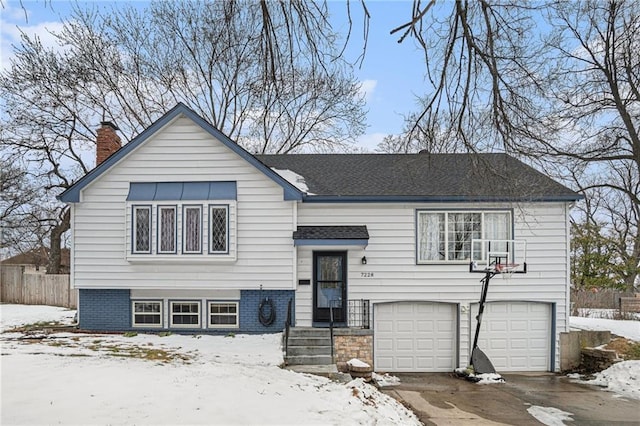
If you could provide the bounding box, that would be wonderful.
[471,302,551,372]
[374,302,457,372]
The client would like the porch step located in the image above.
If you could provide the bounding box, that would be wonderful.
[287,345,332,356]
[286,354,333,365]
[285,327,333,366]
[287,337,331,347]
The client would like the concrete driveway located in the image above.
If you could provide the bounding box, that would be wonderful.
[380,373,640,425]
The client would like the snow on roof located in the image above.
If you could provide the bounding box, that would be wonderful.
[271,168,312,194]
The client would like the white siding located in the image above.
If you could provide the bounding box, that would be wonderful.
[296,201,570,371]
[72,116,295,291]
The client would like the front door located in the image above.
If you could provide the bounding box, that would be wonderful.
[313,251,347,324]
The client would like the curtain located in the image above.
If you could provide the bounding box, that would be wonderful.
[419,213,445,261]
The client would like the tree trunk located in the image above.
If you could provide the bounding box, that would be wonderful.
[48,208,70,274]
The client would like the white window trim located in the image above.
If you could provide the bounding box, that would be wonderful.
[157,205,178,254]
[207,301,239,329]
[131,300,163,328]
[208,204,229,254]
[417,210,512,264]
[132,205,152,254]
[182,205,203,254]
[169,301,201,328]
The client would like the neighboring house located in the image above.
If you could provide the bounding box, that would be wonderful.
[1,247,70,274]
[59,103,582,373]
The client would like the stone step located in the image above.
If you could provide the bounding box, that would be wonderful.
[287,345,332,356]
[285,354,333,366]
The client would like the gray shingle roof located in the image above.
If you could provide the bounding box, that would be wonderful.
[293,226,369,240]
[256,153,582,202]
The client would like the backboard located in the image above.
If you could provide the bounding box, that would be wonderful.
[469,239,527,274]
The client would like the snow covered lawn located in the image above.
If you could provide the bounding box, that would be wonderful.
[0,304,419,425]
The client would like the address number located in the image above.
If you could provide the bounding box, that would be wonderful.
[361,272,374,278]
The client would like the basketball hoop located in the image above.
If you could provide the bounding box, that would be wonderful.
[495,263,519,279]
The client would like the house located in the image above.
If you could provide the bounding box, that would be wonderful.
[58,103,582,373]
[1,247,70,274]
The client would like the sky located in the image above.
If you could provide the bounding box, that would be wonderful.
[0,0,429,152]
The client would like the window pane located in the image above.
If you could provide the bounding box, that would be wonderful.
[134,314,161,324]
[135,302,161,313]
[184,207,201,252]
[447,213,481,260]
[419,213,445,261]
[485,212,511,259]
[159,207,176,252]
[210,207,228,252]
[171,302,200,327]
[134,207,150,252]
[209,303,238,327]
[133,301,162,326]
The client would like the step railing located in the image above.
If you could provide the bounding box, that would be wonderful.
[284,298,293,363]
[347,299,370,329]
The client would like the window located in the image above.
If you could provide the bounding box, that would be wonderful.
[170,301,201,328]
[208,302,238,328]
[132,206,152,254]
[132,301,162,327]
[209,205,229,254]
[158,206,177,254]
[183,206,202,254]
[127,199,235,260]
[417,211,511,262]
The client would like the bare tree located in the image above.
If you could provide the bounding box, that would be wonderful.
[0,0,366,271]
[386,0,639,288]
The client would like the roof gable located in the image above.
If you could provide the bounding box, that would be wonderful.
[58,103,303,203]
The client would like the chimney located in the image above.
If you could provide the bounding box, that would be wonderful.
[96,121,122,166]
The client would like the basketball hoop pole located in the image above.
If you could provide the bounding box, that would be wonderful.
[470,269,498,374]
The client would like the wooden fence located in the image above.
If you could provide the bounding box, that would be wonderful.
[571,288,635,312]
[0,265,77,308]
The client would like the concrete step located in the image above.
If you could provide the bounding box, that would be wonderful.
[287,337,331,347]
[287,345,332,356]
[285,354,333,365]
[287,327,332,338]
[285,364,352,382]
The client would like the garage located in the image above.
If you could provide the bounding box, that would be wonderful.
[471,301,552,372]
[374,302,457,372]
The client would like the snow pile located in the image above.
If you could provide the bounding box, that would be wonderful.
[584,360,640,400]
[454,367,504,384]
[347,378,418,423]
[474,372,505,384]
[347,358,370,368]
[1,304,420,425]
[372,372,401,387]
[527,406,574,426]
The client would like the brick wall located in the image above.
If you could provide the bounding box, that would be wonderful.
[79,289,131,331]
[78,288,294,334]
[96,122,121,165]
[334,331,373,367]
[239,290,295,333]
